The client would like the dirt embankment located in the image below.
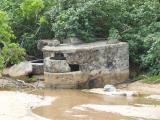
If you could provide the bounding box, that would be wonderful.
[0,75,160,94]
[0,77,45,90]
[117,80,160,94]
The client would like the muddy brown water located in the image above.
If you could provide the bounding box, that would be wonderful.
[31,89,160,120]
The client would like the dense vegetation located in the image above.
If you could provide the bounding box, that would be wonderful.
[0,0,159,76]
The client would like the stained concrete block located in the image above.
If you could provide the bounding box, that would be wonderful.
[42,41,129,89]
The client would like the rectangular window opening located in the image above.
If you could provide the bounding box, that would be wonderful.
[69,64,80,72]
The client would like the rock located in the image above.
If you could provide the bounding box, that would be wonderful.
[44,57,71,73]
[110,91,139,97]
[104,85,117,92]
[63,37,84,45]
[128,91,139,97]
[88,88,139,97]
[2,68,9,77]
[31,63,44,75]
[9,62,32,79]
[37,39,60,50]
[146,95,160,100]
[8,60,44,79]
[0,78,17,88]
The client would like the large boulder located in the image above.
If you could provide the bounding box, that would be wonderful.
[7,60,44,79]
[37,39,60,50]
[9,62,32,79]
[2,68,9,77]
[44,57,71,73]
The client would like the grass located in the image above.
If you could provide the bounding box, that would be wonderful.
[138,74,160,84]
[25,76,37,83]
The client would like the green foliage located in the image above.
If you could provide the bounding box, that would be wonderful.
[39,16,48,25]
[1,43,26,65]
[20,0,44,18]
[0,0,159,75]
[134,74,160,84]
[119,1,160,74]
[108,28,121,41]
[26,76,37,83]
[15,0,53,56]
[0,57,4,71]
[0,11,15,43]
[142,75,160,84]
[46,0,124,42]
[0,9,26,70]
[142,32,160,74]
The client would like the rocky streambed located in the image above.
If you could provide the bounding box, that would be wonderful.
[0,79,160,120]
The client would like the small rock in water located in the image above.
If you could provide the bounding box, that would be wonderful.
[110,91,139,97]
[104,85,116,92]
[89,87,139,97]
[125,91,139,97]
[146,95,160,100]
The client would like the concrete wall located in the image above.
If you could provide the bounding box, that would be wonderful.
[43,41,129,89]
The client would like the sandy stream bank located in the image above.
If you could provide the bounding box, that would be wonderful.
[0,91,56,120]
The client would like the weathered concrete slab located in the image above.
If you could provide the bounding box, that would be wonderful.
[63,37,84,44]
[31,63,44,75]
[44,58,71,73]
[37,39,60,50]
[42,41,129,89]
[44,69,129,89]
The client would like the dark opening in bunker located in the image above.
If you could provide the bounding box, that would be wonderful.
[31,59,43,63]
[69,64,80,72]
[107,61,114,70]
[88,79,97,89]
[51,52,66,60]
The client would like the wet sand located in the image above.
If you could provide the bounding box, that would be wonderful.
[0,91,55,120]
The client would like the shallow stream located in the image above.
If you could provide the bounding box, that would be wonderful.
[31,89,160,120]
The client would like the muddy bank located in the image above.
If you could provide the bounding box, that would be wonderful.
[0,77,45,90]
[0,77,160,95]
[117,80,160,94]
